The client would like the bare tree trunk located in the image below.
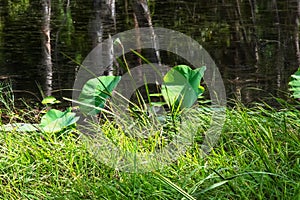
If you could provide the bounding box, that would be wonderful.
[90,0,116,75]
[41,0,53,96]
[133,0,161,65]
[90,0,116,46]
[249,0,259,64]
[295,0,300,66]
[108,0,116,30]
[272,0,283,89]
[141,0,161,66]
[90,0,103,47]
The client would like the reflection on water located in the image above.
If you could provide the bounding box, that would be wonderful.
[0,0,299,105]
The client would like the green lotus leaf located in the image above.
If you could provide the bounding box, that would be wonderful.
[40,108,79,133]
[289,67,300,99]
[78,76,121,115]
[161,65,206,109]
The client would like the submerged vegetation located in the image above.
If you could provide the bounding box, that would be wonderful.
[0,72,299,199]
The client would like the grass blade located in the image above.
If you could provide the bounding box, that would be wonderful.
[154,172,196,200]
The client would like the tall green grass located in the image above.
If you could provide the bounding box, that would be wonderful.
[0,84,299,199]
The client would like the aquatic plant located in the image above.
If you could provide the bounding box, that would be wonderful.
[0,96,79,133]
[289,67,300,99]
[78,64,206,116]
[78,75,121,115]
[161,65,206,110]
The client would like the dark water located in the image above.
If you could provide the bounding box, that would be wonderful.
[0,0,299,105]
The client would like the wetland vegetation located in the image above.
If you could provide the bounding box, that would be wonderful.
[0,0,300,199]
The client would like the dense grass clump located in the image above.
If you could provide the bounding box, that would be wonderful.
[0,86,299,199]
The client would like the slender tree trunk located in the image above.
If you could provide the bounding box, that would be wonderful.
[108,0,116,30]
[90,0,116,75]
[107,0,116,75]
[41,0,53,96]
[133,0,161,65]
[272,0,283,89]
[91,0,103,47]
[295,0,300,66]
[249,0,259,64]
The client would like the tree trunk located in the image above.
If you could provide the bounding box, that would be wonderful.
[41,0,53,96]
[133,0,161,65]
[295,0,300,66]
[90,0,116,75]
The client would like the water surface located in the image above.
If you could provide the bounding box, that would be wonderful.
[0,0,299,105]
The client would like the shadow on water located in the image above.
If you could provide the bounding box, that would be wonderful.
[0,0,299,106]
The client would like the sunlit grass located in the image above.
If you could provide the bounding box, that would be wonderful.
[0,85,299,199]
